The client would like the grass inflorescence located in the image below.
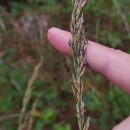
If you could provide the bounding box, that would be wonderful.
[69,0,90,130]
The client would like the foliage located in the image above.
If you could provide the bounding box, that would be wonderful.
[85,86,130,130]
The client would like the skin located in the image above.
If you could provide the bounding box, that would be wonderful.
[47,27,130,130]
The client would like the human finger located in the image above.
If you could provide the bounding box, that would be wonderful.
[112,116,130,130]
[48,27,130,94]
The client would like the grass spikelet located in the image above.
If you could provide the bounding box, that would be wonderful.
[69,0,90,130]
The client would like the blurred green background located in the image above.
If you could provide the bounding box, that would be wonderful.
[0,0,130,130]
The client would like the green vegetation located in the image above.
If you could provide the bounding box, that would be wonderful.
[0,0,130,130]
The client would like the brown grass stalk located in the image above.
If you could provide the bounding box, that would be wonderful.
[18,59,43,130]
[113,0,130,39]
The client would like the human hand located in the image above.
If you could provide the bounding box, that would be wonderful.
[47,27,130,130]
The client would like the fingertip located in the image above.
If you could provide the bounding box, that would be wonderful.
[47,27,59,39]
[47,27,59,46]
[47,27,71,56]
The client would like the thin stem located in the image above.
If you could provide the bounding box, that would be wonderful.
[113,0,130,39]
